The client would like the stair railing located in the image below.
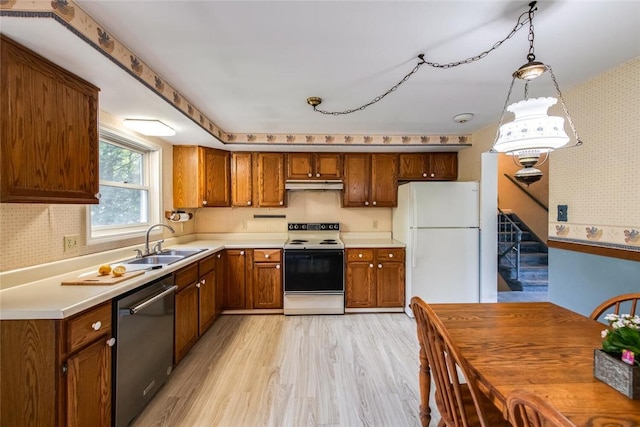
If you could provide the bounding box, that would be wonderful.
[498,209,522,280]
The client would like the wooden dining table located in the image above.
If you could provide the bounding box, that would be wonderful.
[429,302,640,426]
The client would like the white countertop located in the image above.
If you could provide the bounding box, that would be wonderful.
[0,233,403,320]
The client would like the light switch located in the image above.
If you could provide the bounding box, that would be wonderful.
[557,205,568,222]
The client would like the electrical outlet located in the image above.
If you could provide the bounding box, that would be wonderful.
[64,235,80,252]
[241,220,248,230]
[557,205,568,222]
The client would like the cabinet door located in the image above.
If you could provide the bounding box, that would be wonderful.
[398,153,428,180]
[202,148,231,207]
[342,154,371,207]
[286,153,314,179]
[346,261,376,308]
[224,250,247,309]
[231,153,253,207]
[370,154,398,207]
[255,153,285,207]
[198,268,217,335]
[175,282,199,363]
[215,252,225,317]
[427,153,458,180]
[252,262,283,309]
[1,36,99,204]
[66,337,111,427]
[173,145,201,208]
[375,262,405,308]
[315,153,342,179]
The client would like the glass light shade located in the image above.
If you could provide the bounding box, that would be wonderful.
[122,119,176,136]
[493,97,569,155]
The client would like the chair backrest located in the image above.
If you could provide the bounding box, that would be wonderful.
[589,293,640,321]
[410,296,491,427]
[506,389,575,427]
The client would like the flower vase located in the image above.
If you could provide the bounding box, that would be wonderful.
[594,348,640,399]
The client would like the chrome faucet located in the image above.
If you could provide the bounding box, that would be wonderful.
[143,223,175,256]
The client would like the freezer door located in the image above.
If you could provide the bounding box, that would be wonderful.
[411,182,479,228]
[407,228,479,312]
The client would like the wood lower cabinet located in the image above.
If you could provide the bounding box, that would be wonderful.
[286,153,342,180]
[1,35,99,204]
[346,248,405,309]
[174,263,200,363]
[224,249,249,309]
[398,152,458,181]
[1,301,113,427]
[215,251,225,317]
[343,153,398,207]
[198,254,217,335]
[252,249,283,309]
[173,145,230,208]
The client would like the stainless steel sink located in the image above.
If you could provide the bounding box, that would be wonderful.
[126,255,184,265]
[157,249,205,257]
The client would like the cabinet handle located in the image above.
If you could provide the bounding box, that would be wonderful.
[202,200,208,206]
[92,321,101,331]
[308,173,313,177]
[316,173,320,177]
[62,363,68,376]
[369,264,374,268]
[107,338,116,347]
[265,254,270,259]
[378,264,383,269]
[276,264,280,269]
[388,253,394,258]
[422,172,427,178]
[430,173,435,177]
[240,251,245,255]
[372,201,377,206]
[364,201,369,206]
[247,201,252,206]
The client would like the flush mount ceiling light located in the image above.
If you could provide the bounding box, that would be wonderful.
[492,1,582,185]
[453,113,474,124]
[122,119,176,136]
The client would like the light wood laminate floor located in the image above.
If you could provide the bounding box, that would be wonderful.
[132,314,425,427]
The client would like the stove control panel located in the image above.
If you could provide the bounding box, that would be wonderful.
[288,223,340,231]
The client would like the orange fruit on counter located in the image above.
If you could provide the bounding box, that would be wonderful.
[112,265,127,277]
[98,264,112,276]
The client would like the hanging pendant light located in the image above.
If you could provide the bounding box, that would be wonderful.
[492,1,582,185]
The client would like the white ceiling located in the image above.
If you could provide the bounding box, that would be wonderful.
[2,1,639,151]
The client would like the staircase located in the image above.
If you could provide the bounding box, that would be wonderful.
[498,212,548,293]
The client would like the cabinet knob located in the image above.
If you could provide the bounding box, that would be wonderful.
[240,251,245,255]
[378,264,383,269]
[91,321,101,331]
[364,201,369,206]
[201,279,206,285]
[279,201,284,206]
[316,173,320,177]
[430,173,435,177]
[196,283,201,288]
[202,200,208,206]
[388,253,394,258]
[372,201,377,206]
[308,173,313,177]
[265,254,270,259]
[95,192,102,199]
[217,254,221,258]
[276,264,281,269]
[422,172,427,178]
[107,338,116,347]
[358,253,363,258]
[247,201,252,206]
[369,264,374,268]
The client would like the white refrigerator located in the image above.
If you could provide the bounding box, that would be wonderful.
[392,181,480,316]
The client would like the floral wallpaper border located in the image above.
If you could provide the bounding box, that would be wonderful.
[0,0,472,148]
[550,222,640,251]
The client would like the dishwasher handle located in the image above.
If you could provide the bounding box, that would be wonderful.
[121,285,177,315]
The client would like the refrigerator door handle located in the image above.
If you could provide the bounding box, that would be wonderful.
[411,188,418,228]
[411,228,417,268]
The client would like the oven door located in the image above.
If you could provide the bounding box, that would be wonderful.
[284,249,344,293]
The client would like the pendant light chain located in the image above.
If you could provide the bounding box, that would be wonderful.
[312,4,536,115]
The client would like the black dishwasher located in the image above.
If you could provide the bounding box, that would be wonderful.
[112,274,177,427]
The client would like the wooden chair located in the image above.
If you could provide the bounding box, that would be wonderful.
[590,293,640,321]
[410,296,509,427]
[506,389,575,427]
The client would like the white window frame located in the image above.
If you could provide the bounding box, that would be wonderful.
[87,125,162,243]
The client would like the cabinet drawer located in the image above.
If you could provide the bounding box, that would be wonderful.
[175,262,199,291]
[254,249,281,262]
[346,249,374,262]
[199,254,217,276]
[376,248,405,262]
[66,301,112,354]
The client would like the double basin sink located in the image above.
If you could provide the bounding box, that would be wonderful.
[122,249,206,269]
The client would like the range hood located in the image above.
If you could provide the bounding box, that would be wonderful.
[285,180,344,191]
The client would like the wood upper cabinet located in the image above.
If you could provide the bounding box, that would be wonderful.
[343,153,398,207]
[254,153,286,207]
[286,153,342,180]
[231,153,254,207]
[1,301,113,427]
[1,35,99,204]
[252,249,283,309]
[346,248,405,309]
[398,152,458,181]
[173,146,230,208]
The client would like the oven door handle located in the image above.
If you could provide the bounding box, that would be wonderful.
[285,291,344,296]
[121,285,178,315]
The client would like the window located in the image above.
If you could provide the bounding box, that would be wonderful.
[89,126,161,241]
